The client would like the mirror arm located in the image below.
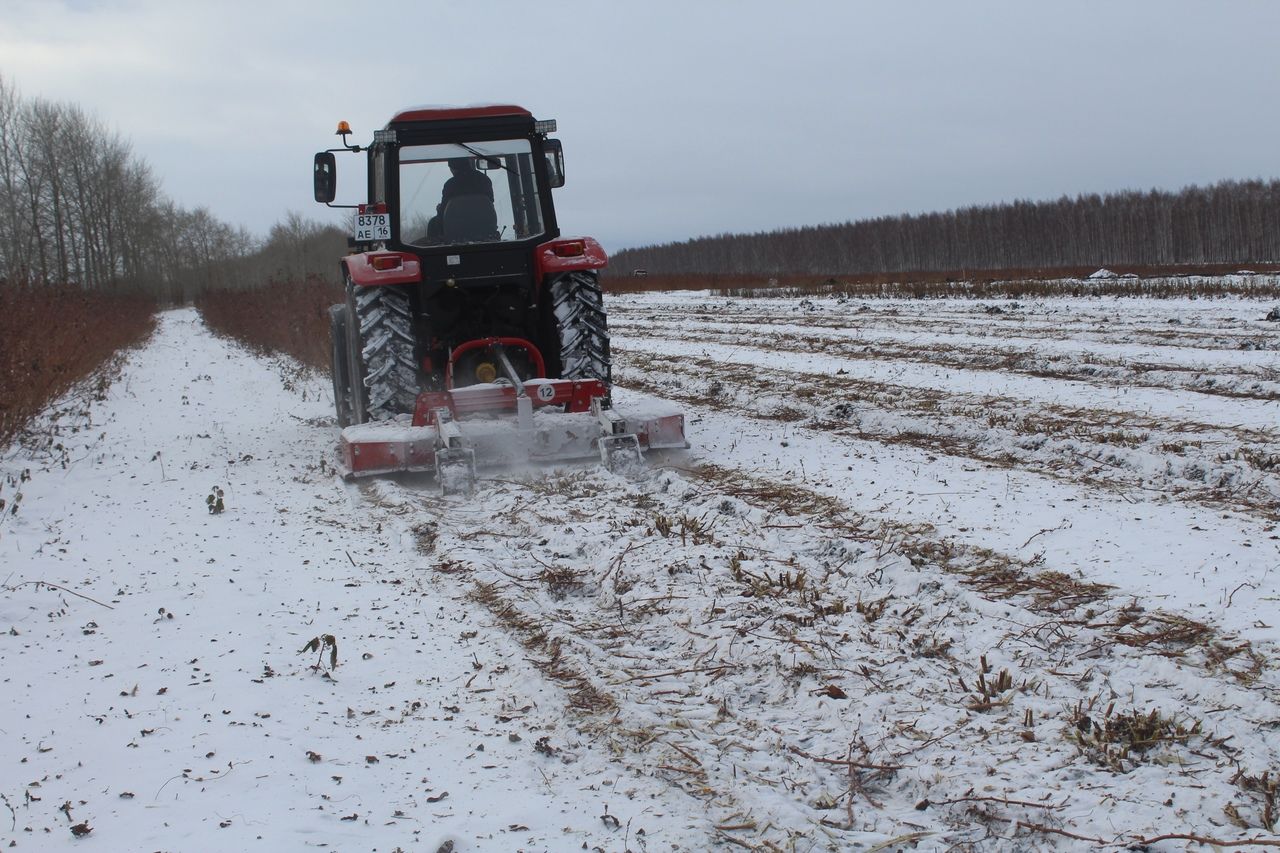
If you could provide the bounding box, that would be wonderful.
[336,131,362,153]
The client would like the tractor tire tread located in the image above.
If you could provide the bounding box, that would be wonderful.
[329,304,354,428]
[550,271,611,386]
[350,284,418,421]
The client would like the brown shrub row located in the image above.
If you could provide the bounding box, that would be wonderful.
[0,284,157,448]
[196,276,343,371]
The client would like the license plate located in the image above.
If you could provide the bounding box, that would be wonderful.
[354,212,391,242]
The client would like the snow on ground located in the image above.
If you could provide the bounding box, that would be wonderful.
[610,294,1280,645]
[3,293,1280,851]
[0,311,704,852]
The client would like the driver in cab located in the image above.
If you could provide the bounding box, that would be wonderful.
[426,157,495,241]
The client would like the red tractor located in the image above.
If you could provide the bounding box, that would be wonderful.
[313,105,685,490]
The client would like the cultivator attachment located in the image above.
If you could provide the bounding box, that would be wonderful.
[338,374,686,486]
[430,407,479,494]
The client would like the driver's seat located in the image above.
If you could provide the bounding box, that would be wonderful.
[442,195,499,243]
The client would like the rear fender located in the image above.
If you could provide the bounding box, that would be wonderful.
[534,237,608,278]
[343,251,422,287]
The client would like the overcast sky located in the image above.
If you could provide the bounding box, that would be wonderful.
[3,0,1278,252]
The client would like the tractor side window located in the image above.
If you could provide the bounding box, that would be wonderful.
[397,140,544,247]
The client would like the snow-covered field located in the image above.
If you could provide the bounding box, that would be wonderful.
[2,292,1279,851]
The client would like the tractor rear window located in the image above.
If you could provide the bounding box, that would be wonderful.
[397,140,545,247]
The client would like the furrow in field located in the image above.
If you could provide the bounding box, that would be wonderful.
[611,305,1280,376]
[610,316,1280,402]
[611,342,1280,522]
[610,299,1280,354]
[609,328,1279,433]
[364,461,1280,850]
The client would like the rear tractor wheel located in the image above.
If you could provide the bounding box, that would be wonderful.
[345,281,420,423]
[329,304,354,427]
[545,270,610,386]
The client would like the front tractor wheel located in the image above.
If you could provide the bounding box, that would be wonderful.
[345,281,419,423]
[329,303,354,427]
[546,270,611,386]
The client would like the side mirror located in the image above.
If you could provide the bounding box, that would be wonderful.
[544,139,564,188]
[313,152,337,204]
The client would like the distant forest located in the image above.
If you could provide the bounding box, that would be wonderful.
[0,75,344,302]
[609,180,1280,278]
[5,70,1277,300]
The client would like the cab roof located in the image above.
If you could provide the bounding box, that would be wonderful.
[387,104,533,125]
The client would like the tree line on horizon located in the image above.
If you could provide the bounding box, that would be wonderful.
[608,179,1280,278]
[0,75,345,303]
[4,73,1278,302]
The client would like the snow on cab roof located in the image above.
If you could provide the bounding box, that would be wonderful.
[389,104,532,124]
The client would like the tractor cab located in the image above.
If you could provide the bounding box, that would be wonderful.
[315,105,564,259]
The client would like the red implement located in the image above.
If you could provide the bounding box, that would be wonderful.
[340,381,686,481]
